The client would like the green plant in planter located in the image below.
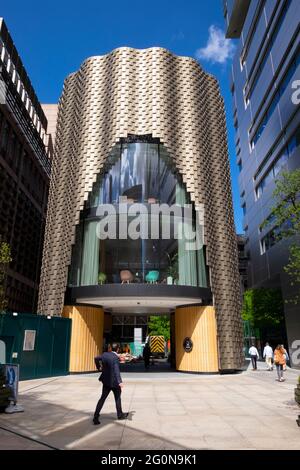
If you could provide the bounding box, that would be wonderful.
[167,253,179,283]
[98,272,107,285]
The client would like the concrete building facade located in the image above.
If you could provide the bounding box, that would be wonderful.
[0,18,52,313]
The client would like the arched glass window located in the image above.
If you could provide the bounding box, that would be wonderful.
[86,140,187,207]
[68,137,209,288]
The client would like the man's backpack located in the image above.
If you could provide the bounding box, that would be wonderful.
[94,356,103,372]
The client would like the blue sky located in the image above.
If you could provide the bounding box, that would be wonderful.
[1,0,243,232]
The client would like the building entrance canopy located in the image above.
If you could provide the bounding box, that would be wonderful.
[66,284,212,314]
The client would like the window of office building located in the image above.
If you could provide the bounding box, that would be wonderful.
[247,0,292,100]
[260,219,293,254]
[251,47,300,148]
[255,127,300,199]
[260,229,278,254]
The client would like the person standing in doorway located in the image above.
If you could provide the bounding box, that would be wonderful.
[143,342,151,370]
[274,345,286,382]
[249,344,259,370]
[93,343,128,425]
[263,342,273,371]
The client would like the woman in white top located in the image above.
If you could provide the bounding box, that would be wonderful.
[263,342,273,371]
[249,344,259,370]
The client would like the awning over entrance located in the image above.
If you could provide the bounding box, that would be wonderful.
[66,284,212,314]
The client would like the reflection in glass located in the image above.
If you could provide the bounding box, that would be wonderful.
[87,142,182,206]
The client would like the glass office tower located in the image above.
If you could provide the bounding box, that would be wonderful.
[224,0,300,368]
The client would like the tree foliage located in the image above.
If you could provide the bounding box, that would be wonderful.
[284,245,300,305]
[148,315,170,341]
[242,288,284,328]
[263,169,300,304]
[270,169,300,238]
[0,238,12,311]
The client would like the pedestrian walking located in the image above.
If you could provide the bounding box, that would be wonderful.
[274,345,286,382]
[93,343,128,425]
[263,342,273,370]
[249,344,259,370]
[143,342,151,370]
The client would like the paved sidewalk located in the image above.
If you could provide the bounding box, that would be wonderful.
[0,364,299,450]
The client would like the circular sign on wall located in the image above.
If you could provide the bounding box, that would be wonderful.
[183,337,193,353]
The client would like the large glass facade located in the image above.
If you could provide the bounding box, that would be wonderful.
[68,137,209,288]
[87,140,187,207]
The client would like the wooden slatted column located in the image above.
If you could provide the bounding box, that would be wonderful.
[175,305,219,373]
[63,305,104,372]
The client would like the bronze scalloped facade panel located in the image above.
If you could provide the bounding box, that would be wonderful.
[38,47,244,370]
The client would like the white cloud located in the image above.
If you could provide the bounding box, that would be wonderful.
[196,25,235,64]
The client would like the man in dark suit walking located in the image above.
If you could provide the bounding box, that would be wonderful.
[93,343,128,425]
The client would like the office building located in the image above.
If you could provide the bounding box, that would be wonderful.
[0,18,52,312]
[224,0,300,367]
[38,47,243,373]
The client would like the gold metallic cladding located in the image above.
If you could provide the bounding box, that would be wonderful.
[38,47,244,370]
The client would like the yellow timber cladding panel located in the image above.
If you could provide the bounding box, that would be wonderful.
[62,306,104,372]
[175,306,219,373]
[38,47,243,370]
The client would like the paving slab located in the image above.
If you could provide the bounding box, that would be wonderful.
[0,363,299,450]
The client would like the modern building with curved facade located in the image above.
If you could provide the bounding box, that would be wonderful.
[38,47,243,374]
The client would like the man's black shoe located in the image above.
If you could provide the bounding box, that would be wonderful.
[118,413,129,420]
[93,417,101,425]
